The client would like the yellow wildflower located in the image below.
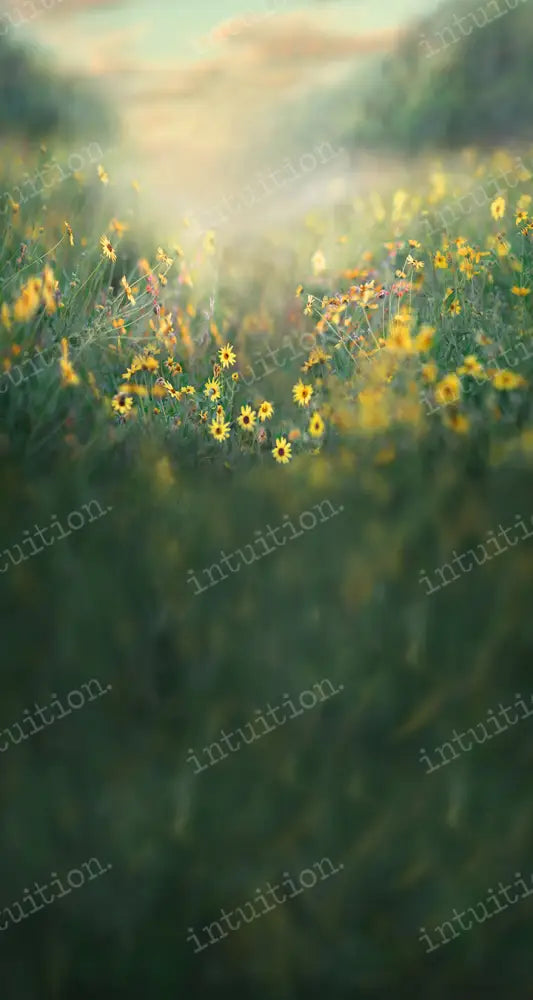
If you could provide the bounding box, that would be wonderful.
[112,392,133,415]
[237,405,256,431]
[204,378,220,400]
[100,235,117,263]
[491,196,506,220]
[210,418,231,442]
[59,338,79,387]
[272,436,292,464]
[292,380,314,407]
[492,370,526,390]
[414,325,435,353]
[457,355,484,378]
[435,373,461,406]
[308,412,325,438]
[219,342,236,368]
[121,276,136,305]
[444,411,470,434]
[421,361,438,384]
[258,401,274,422]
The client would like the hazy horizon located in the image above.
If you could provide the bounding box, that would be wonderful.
[6,0,445,235]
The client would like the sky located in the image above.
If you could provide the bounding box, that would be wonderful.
[14,0,443,70]
[7,0,444,233]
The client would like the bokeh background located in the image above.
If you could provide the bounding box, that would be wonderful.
[1,0,533,996]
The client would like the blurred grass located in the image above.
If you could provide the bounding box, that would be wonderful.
[1,434,532,997]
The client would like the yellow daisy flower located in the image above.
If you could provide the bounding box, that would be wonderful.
[100,235,117,263]
[511,286,530,297]
[132,353,158,373]
[308,412,325,437]
[59,337,79,387]
[112,392,134,416]
[491,196,506,220]
[421,362,438,384]
[156,247,173,268]
[219,342,236,368]
[302,347,332,372]
[121,275,136,305]
[457,355,484,377]
[160,379,182,401]
[272,436,292,464]
[258,400,274,422]
[237,405,257,431]
[414,325,435,353]
[435,373,461,406]
[210,418,231,442]
[492,370,526,390]
[292,380,313,407]
[444,411,470,434]
[204,378,220,400]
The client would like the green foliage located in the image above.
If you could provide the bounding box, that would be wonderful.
[0,420,532,998]
[0,33,113,141]
[350,0,533,152]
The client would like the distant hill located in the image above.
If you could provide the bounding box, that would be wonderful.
[0,34,112,142]
[348,0,533,151]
